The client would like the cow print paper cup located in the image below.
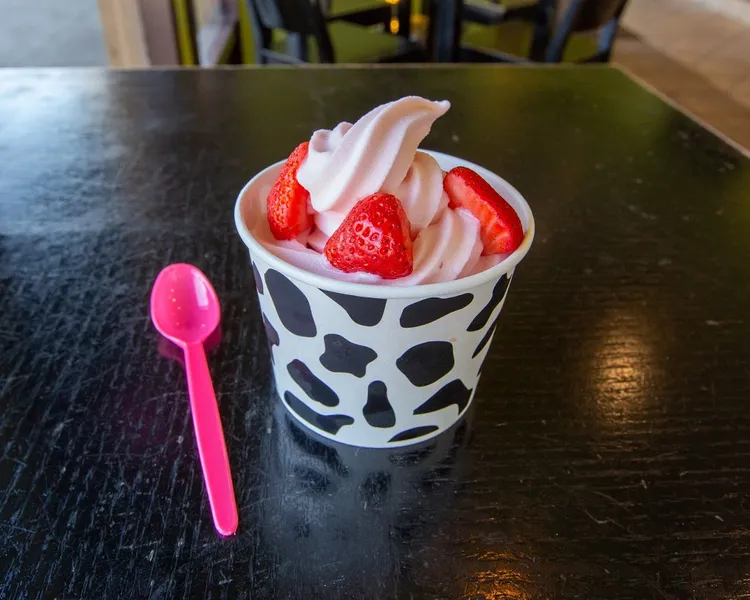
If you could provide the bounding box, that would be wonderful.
[235,151,535,448]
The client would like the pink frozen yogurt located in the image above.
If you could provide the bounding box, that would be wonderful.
[252,96,505,286]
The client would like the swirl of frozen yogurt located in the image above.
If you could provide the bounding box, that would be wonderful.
[396,151,450,232]
[297,96,450,236]
[394,208,482,286]
[253,96,508,285]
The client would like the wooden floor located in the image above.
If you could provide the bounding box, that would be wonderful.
[622,0,750,111]
[613,36,750,153]
[615,0,750,153]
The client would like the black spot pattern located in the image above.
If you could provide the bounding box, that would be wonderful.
[399,294,474,328]
[322,291,386,326]
[363,381,396,428]
[396,341,454,387]
[413,379,472,416]
[252,262,263,294]
[283,391,354,435]
[319,334,377,378]
[472,322,498,359]
[266,269,317,338]
[287,360,339,407]
[467,274,511,332]
[389,426,439,443]
[262,313,279,363]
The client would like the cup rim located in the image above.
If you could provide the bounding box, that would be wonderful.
[234,150,535,299]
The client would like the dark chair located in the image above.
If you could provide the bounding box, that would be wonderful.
[246,0,423,64]
[531,0,629,62]
[462,0,536,28]
[430,0,629,63]
[325,0,413,39]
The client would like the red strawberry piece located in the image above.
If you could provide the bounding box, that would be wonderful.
[324,193,413,279]
[443,166,523,255]
[267,142,314,240]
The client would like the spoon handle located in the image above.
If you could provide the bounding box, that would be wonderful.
[183,343,238,536]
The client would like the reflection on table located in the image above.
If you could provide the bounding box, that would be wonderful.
[258,399,474,597]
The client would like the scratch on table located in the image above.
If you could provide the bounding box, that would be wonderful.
[590,490,635,514]
[0,523,36,535]
[627,204,657,221]
[581,508,625,530]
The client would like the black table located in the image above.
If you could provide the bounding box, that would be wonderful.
[2,67,749,599]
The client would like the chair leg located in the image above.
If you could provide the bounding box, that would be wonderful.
[596,25,615,63]
[397,0,411,38]
[244,0,273,65]
[596,0,629,63]
[287,34,309,61]
[426,0,461,62]
[529,0,553,62]
[544,0,583,62]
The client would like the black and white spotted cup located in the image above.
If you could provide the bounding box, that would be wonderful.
[235,151,535,448]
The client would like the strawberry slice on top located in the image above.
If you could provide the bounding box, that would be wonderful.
[324,193,413,279]
[443,166,523,255]
[267,142,314,240]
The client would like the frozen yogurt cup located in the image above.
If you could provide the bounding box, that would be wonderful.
[235,148,534,447]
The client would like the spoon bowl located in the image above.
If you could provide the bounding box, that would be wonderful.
[151,263,221,347]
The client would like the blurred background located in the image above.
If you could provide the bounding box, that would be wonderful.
[0,0,748,148]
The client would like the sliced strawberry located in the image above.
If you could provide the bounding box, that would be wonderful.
[324,193,413,279]
[443,166,523,255]
[267,142,314,240]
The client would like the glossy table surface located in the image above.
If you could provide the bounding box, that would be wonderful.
[1,67,749,599]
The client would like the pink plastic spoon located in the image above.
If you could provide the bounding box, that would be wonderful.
[150,263,238,536]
